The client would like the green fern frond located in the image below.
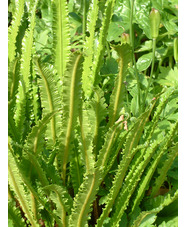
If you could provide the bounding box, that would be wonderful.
[79,105,95,174]
[25,110,59,155]
[96,122,124,171]
[82,0,99,97]
[91,0,116,89]
[104,129,129,176]
[8,0,24,62]
[8,199,25,227]
[69,122,123,227]
[11,154,60,224]
[69,172,102,227]
[52,0,71,79]
[58,53,84,183]
[34,58,62,146]
[31,63,40,124]
[8,58,21,143]
[13,83,27,142]
[20,0,39,92]
[88,87,108,155]
[82,0,116,98]
[8,58,20,103]
[96,102,156,227]
[130,121,178,213]
[145,87,177,141]
[43,184,73,226]
[24,152,49,187]
[109,139,162,227]
[70,138,84,195]
[8,149,39,227]
[8,102,20,143]
[108,44,131,126]
[151,143,178,197]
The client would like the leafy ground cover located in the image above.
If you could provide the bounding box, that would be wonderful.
[8,0,178,226]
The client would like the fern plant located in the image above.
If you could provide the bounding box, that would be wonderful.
[8,0,178,226]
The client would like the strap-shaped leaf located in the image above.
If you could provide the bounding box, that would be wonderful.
[96,123,123,170]
[96,101,156,227]
[145,87,177,141]
[82,0,99,97]
[92,0,116,87]
[58,53,84,182]
[8,58,20,103]
[24,152,49,187]
[13,83,29,143]
[130,121,178,213]
[8,199,25,227]
[70,138,84,195]
[43,184,73,226]
[8,101,20,143]
[108,44,131,126]
[79,106,95,174]
[34,58,62,146]
[151,143,178,197]
[20,0,39,92]
[69,172,102,227]
[83,0,116,98]
[31,64,40,124]
[8,149,39,227]
[25,110,59,155]
[52,0,71,79]
[109,139,162,226]
[69,123,123,227]
[8,0,24,62]
[88,87,108,155]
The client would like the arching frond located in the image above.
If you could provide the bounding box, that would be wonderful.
[57,53,84,183]
[34,58,62,146]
